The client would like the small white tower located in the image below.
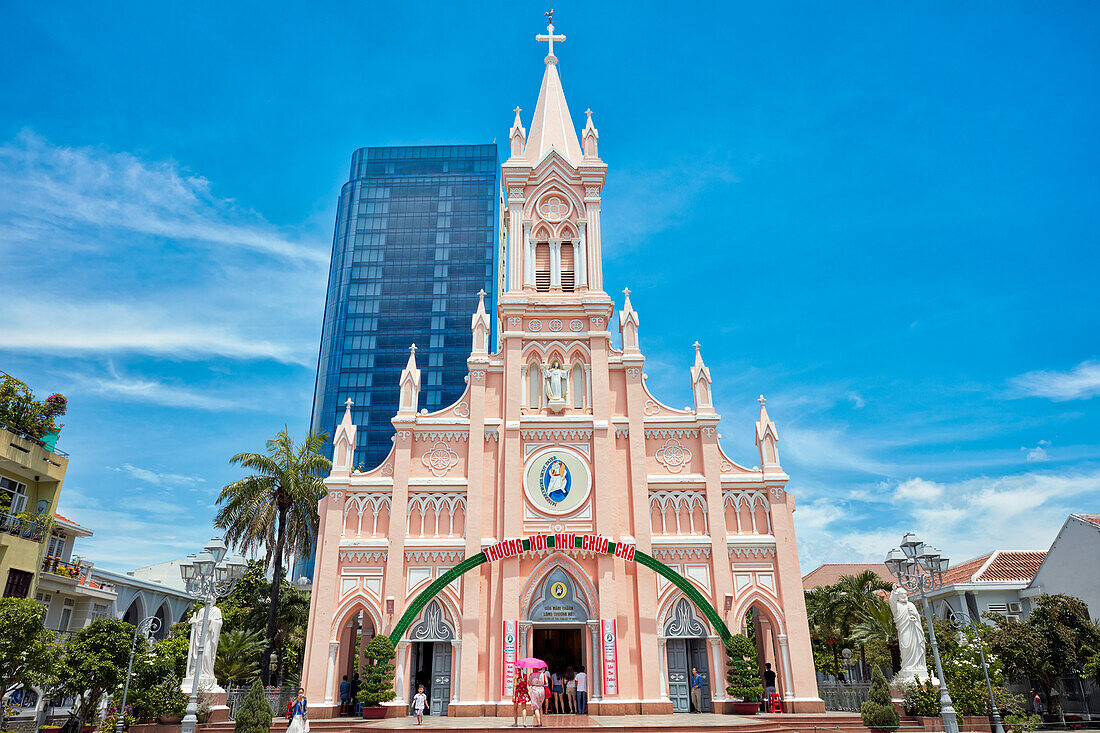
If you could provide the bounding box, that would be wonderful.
[397,344,421,415]
[618,287,641,353]
[690,341,714,413]
[331,398,357,475]
[755,395,781,470]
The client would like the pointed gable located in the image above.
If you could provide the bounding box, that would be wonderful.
[523,58,582,166]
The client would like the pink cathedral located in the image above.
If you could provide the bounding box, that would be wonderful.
[301,18,823,717]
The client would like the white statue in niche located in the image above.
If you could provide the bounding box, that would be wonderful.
[889,587,935,685]
[541,360,569,413]
[182,605,225,694]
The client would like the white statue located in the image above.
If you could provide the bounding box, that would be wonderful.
[182,605,225,694]
[541,360,569,411]
[889,587,934,685]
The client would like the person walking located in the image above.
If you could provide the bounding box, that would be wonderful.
[339,675,350,716]
[551,668,564,714]
[287,689,309,733]
[527,667,547,727]
[690,667,704,713]
[513,669,530,727]
[564,667,577,714]
[412,684,428,725]
[575,666,588,715]
[350,673,361,712]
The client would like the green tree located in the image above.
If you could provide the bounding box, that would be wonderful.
[805,585,850,680]
[359,635,396,707]
[215,629,264,687]
[0,374,67,440]
[59,618,134,725]
[835,571,893,678]
[725,634,763,701]
[0,598,60,729]
[215,429,330,684]
[986,594,1100,725]
[233,680,272,733]
[851,597,900,673]
[861,666,900,730]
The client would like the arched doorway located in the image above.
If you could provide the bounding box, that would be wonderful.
[735,595,791,704]
[660,597,713,713]
[122,596,145,626]
[406,600,455,716]
[525,565,592,691]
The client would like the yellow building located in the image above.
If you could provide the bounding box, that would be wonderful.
[0,423,68,598]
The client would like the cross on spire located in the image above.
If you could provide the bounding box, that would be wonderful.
[536,11,566,61]
[344,397,354,409]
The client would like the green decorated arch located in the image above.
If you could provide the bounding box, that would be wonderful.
[389,534,731,645]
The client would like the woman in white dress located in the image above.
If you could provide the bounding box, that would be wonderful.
[527,668,547,728]
[287,688,309,733]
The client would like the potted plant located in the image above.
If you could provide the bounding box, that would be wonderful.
[725,634,764,714]
[233,681,271,733]
[861,667,900,733]
[359,635,396,719]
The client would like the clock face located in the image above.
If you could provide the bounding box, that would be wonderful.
[523,448,590,515]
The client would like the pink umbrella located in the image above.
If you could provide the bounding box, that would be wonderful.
[515,657,548,669]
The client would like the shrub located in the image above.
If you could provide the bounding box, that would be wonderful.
[131,676,187,721]
[1004,712,1042,733]
[902,678,941,716]
[233,681,272,733]
[96,705,134,733]
[359,635,396,707]
[861,667,899,731]
[725,634,763,701]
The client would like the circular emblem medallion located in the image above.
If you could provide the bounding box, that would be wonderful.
[551,581,568,599]
[523,447,591,515]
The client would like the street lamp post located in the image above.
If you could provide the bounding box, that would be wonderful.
[179,538,247,733]
[884,534,959,733]
[949,609,1006,733]
[116,615,162,733]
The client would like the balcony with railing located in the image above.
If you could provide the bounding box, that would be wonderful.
[40,556,116,595]
[0,512,48,542]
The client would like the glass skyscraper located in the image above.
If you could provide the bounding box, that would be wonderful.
[310,144,502,473]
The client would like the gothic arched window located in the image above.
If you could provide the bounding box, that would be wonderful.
[571,362,585,408]
[535,243,551,292]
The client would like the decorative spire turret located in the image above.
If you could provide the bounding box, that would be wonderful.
[509,107,526,158]
[397,344,421,415]
[471,289,490,354]
[619,287,641,352]
[690,341,714,413]
[332,397,357,475]
[755,395,781,470]
[582,108,599,159]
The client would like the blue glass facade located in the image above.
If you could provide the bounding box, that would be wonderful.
[310,144,501,472]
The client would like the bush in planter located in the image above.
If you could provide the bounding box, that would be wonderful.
[861,667,900,731]
[725,634,764,701]
[359,635,396,708]
[233,681,272,733]
[1003,711,1042,733]
[901,679,940,716]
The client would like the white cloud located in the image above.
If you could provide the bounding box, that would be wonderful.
[794,468,1100,573]
[782,425,895,475]
[1023,442,1049,463]
[66,365,257,411]
[108,463,205,487]
[0,130,325,263]
[1010,360,1100,401]
[894,477,944,501]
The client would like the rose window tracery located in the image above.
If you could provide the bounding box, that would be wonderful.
[539,196,569,222]
[421,441,460,477]
[655,438,692,473]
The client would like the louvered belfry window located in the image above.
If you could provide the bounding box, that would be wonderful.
[535,243,551,292]
[561,242,575,292]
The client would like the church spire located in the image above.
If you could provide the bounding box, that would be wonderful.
[397,344,421,415]
[755,395,782,471]
[523,12,583,166]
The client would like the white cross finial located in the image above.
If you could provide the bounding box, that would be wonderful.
[478,289,486,297]
[344,397,354,409]
[623,287,631,297]
[410,343,418,353]
[536,13,566,61]
[758,394,766,406]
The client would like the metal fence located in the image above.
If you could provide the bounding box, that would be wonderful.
[819,682,872,712]
[225,686,298,720]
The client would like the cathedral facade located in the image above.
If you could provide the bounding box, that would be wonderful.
[301,19,822,717]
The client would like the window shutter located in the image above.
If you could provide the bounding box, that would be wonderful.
[561,243,575,292]
[535,243,551,292]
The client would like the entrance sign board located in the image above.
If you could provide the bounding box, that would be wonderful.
[483,533,636,563]
[602,619,619,695]
[502,620,517,697]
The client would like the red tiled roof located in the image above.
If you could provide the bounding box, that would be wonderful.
[940,551,1045,585]
[802,563,892,589]
[1074,514,1100,528]
[54,512,76,524]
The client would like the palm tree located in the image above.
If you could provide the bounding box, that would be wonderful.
[835,570,893,680]
[215,629,264,686]
[216,428,330,685]
[805,585,849,681]
[851,596,900,674]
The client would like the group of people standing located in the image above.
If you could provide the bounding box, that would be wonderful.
[512,665,588,727]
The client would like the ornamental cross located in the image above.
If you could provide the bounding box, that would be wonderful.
[536,13,565,58]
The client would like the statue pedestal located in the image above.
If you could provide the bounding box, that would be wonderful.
[547,398,567,413]
[180,678,226,696]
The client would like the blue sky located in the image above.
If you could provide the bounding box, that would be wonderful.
[1,1,1098,574]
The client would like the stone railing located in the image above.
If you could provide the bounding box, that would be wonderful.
[818,682,872,712]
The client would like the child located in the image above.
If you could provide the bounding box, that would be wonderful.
[412,684,428,725]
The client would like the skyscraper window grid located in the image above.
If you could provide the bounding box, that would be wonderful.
[310,144,500,471]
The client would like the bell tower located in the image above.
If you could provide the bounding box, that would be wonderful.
[502,11,608,297]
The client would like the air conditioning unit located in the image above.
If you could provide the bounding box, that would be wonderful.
[1008,602,1023,614]
[1006,614,1022,622]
